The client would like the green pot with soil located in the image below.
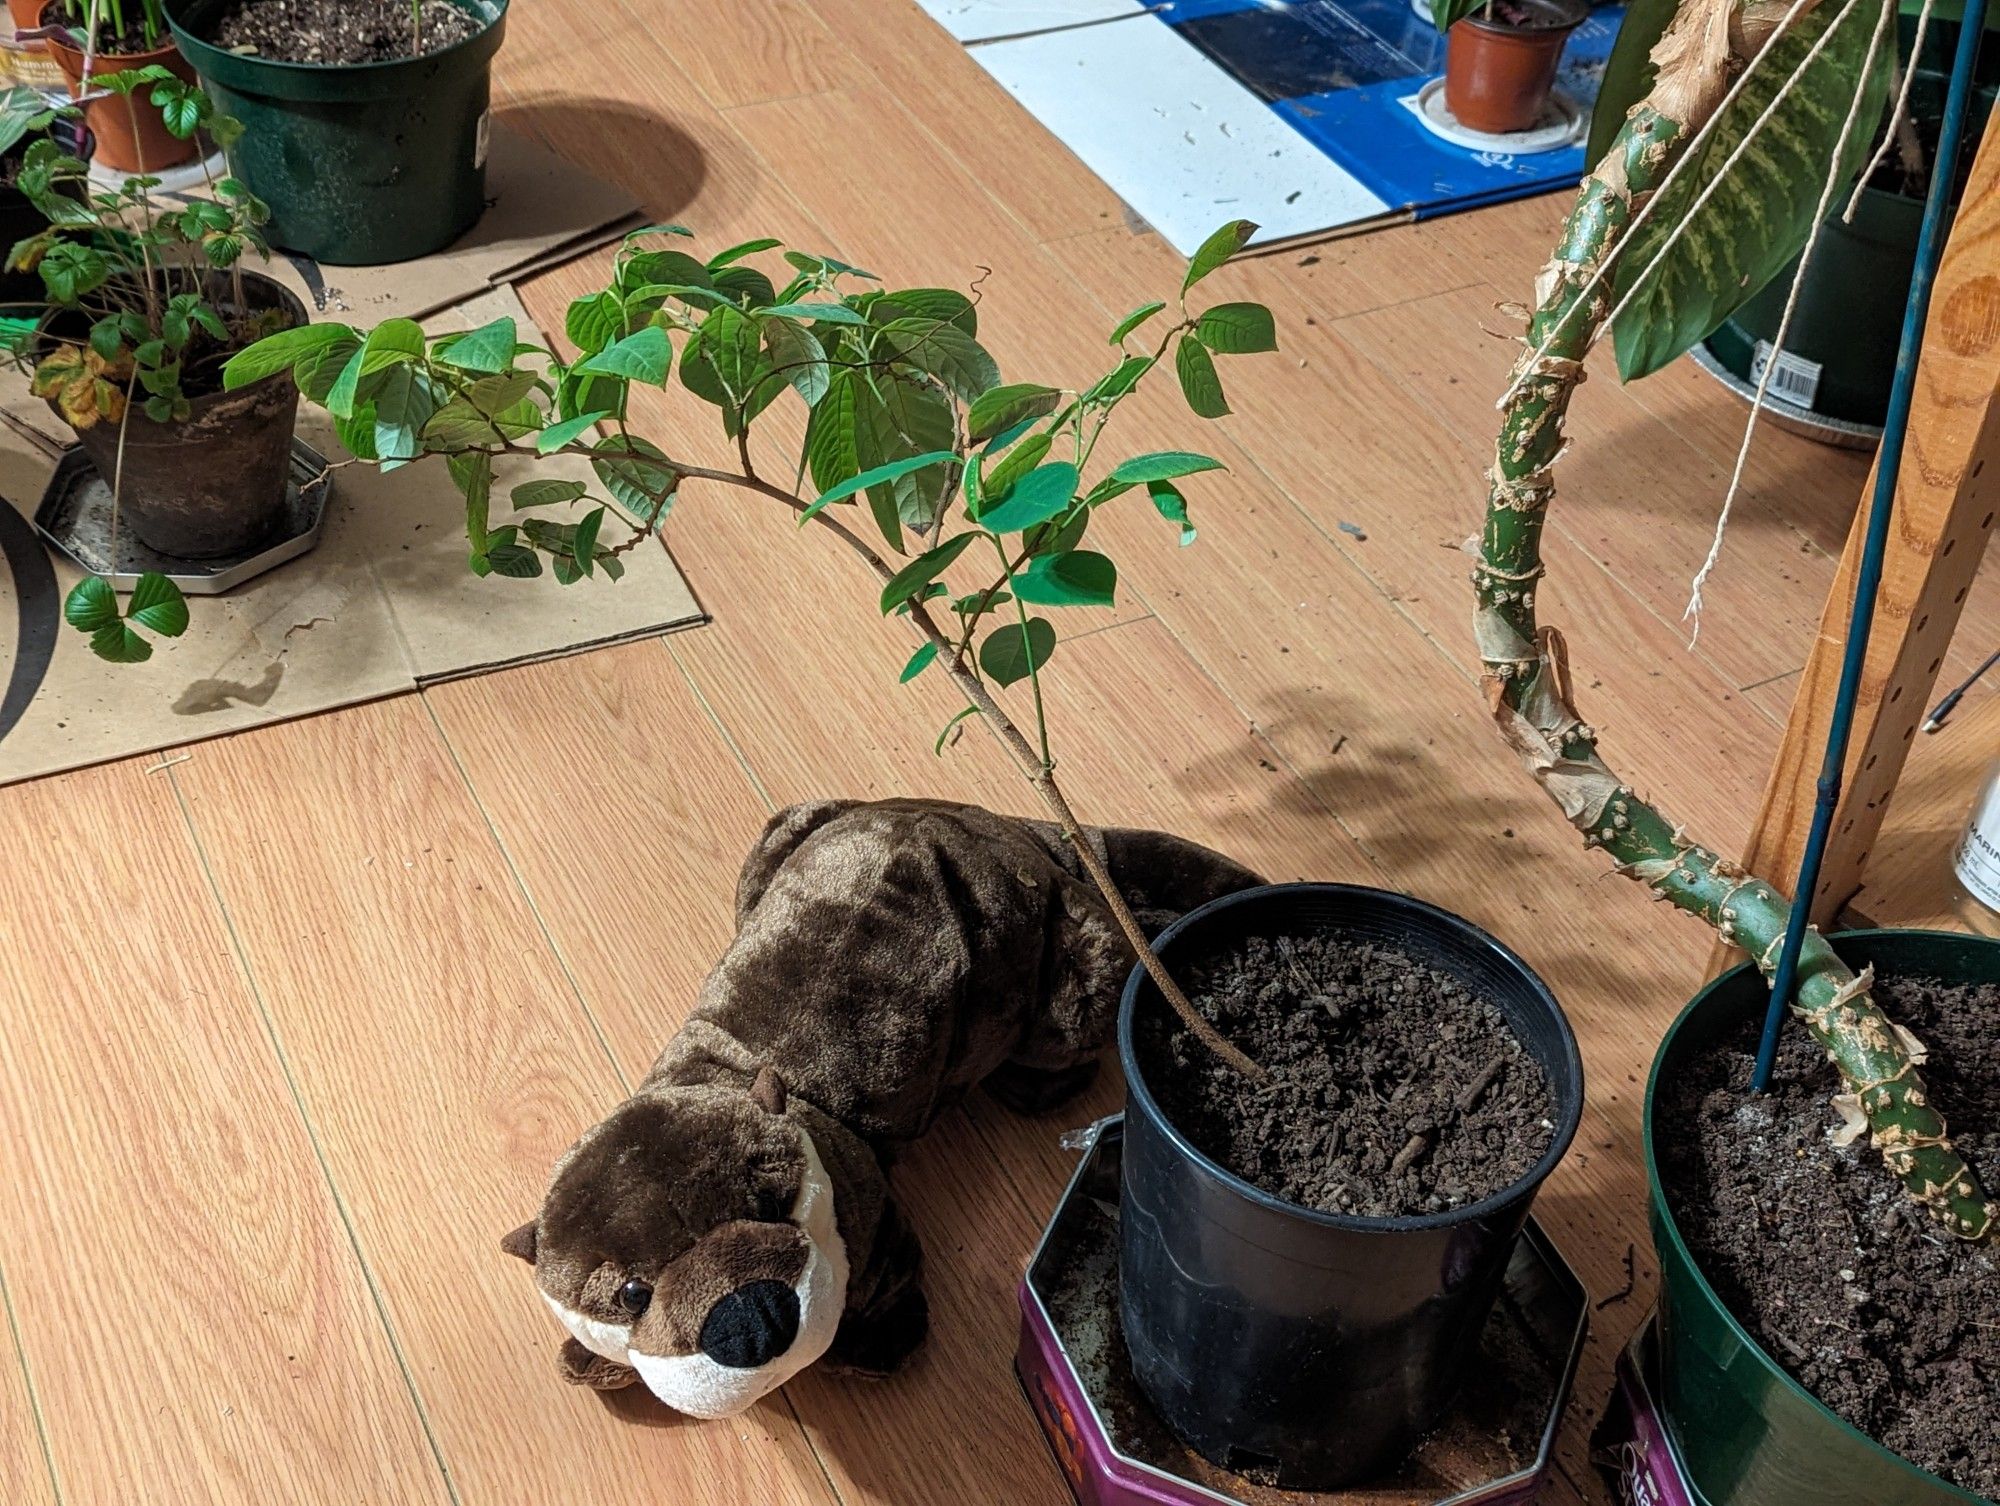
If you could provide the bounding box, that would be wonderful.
[1645,929,2000,1506]
[1437,0,1587,135]
[1117,882,1584,1490]
[165,0,506,265]
[41,269,306,558]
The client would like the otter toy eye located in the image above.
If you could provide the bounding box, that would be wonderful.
[617,1278,653,1317]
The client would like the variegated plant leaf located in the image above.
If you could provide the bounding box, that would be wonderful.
[1609,0,1893,381]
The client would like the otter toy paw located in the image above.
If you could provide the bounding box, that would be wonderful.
[828,1284,930,1377]
[560,1337,639,1390]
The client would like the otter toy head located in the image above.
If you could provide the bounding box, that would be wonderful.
[503,1068,849,1418]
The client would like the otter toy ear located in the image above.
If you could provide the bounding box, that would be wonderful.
[750,1065,787,1116]
[500,1221,538,1264]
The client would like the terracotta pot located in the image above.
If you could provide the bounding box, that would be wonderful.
[1443,0,1587,137]
[40,9,199,174]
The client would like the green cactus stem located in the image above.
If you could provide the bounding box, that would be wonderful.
[1474,0,1994,1239]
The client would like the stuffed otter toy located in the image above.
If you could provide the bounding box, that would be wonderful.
[501,797,1260,1417]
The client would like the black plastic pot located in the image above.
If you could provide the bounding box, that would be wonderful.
[1645,928,1998,1506]
[1117,883,1584,1490]
[166,0,507,266]
[46,271,306,559]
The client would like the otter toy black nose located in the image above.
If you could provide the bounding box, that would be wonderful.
[700,1280,801,1369]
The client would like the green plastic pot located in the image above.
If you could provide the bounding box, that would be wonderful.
[165,0,507,266]
[1643,928,1999,1506]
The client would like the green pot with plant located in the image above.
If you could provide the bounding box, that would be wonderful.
[1433,0,1589,135]
[39,0,200,174]
[165,0,506,266]
[7,74,305,630]
[1467,0,1998,1497]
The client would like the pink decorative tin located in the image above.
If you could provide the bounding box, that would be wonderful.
[1015,1117,1590,1506]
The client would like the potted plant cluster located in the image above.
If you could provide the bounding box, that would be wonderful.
[36,0,200,172]
[1430,0,1589,135]
[196,219,1581,1490]
[1471,0,1997,1501]
[2,73,304,659]
[165,0,508,264]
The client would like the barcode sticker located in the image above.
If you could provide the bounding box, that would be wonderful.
[1750,340,1822,408]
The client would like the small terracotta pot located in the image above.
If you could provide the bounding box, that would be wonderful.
[1443,0,1587,137]
[40,9,199,174]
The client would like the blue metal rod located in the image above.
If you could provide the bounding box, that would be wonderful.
[1753,0,1992,1093]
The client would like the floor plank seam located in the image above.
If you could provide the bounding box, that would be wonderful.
[0,1260,64,1505]
[156,759,468,1506]
[660,640,782,816]
[415,695,637,1097]
[1317,278,1487,325]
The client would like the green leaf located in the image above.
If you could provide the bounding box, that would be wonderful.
[762,315,829,406]
[976,461,1079,534]
[577,324,672,384]
[763,300,870,326]
[879,288,977,335]
[1012,550,1116,607]
[1082,355,1153,405]
[784,249,878,280]
[708,236,782,267]
[701,305,765,401]
[805,371,861,495]
[877,318,1000,404]
[512,479,589,509]
[934,705,977,755]
[437,316,518,374]
[984,431,1053,501]
[1430,0,1488,29]
[1150,479,1197,546]
[336,403,380,462]
[625,222,695,240]
[222,323,351,389]
[571,507,606,578]
[451,451,493,551]
[372,364,436,462]
[566,292,622,355]
[979,617,1056,686]
[858,372,956,539]
[485,543,543,578]
[88,622,152,663]
[421,398,505,449]
[1175,334,1230,418]
[802,450,960,522]
[1182,220,1257,295]
[899,642,938,683]
[126,572,188,637]
[294,333,361,404]
[712,264,778,307]
[1110,451,1225,484]
[1585,0,1678,169]
[63,575,118,631]
[1194,301,1277,354]
[591,435,677,522]
[467,372,539,418]
[967,382,1061,442]
[1110,300,1167,344]
[360,318,425,375]
[878,534,977,614]
[536,410,612,454]
[1609,0,1893,380]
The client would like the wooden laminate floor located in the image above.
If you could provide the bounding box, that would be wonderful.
[4,3,1997,1503]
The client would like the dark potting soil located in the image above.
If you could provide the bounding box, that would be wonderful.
[1658,971,2000,1496]
[1137,933,1554,1218]
[210,0,478,64]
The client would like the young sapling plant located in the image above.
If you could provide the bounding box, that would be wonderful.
[225,220,1279,1076]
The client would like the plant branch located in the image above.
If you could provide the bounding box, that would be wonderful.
[1474,0,1991,1238]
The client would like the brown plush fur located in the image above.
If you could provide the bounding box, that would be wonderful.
[508,799,1261,1403]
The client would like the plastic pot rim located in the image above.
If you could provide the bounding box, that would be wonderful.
[1117,880,1585,1236]
[166,0,507,84]
[1641,926,1996,1506]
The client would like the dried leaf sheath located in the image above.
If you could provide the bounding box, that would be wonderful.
[1474,0,1993,1238]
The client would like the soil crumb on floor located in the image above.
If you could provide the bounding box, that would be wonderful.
[211,0,478,64]
[1658,971,2000,1496]
[1138,932,1555,1217]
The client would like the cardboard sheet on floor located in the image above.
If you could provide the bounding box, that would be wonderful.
[205,125,646,323]
[0,288,706,786]
[915,0,1621,255]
